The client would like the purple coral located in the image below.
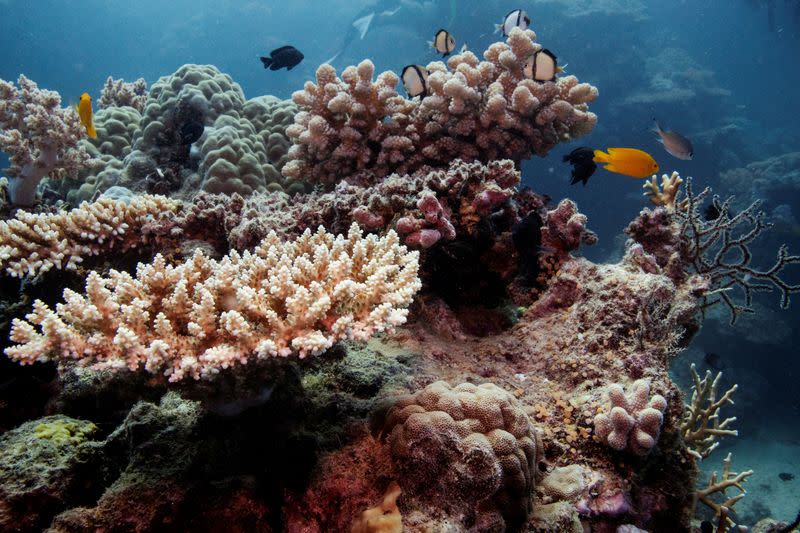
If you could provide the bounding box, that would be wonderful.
[594,379,668,455]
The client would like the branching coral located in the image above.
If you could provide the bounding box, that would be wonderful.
[5,224,421,382]
[642,171,687,211]
[675,177,800,323]
[284,28,597,187]
[680,364,738,460]
[694,453,753,520]
[593,379,667,455]
[0,75,98,206]
[0,195,180,278]
[97,76,148,112]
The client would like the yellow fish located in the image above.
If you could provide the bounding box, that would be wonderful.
[76,93,96,139]
[593,148,659,179]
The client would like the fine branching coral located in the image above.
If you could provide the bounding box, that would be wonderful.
[0,195,180,278]
[680,363,738,460]
[97,76,148,112]
[5,224,421,381]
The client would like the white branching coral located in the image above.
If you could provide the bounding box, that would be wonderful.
[0,195,180,278]
[643,171,687,211]
[680,364,738,460]
[5,224,421,382]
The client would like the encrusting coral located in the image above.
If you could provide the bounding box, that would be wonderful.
[283,28,597,187]
[0,194,179,278]
[378,381,540,531]
[593,378,668,455]
[0,75,98,206]
[5,224,421,381]
[680,363,738,460]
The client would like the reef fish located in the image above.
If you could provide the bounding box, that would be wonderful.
[563,147,597,186]
[430,29,456,56]
[77,93,96,139]
[523,49,558,82]
[653,119,694,160]
[260,46,304,71]
[496,9,530,36]
[593,148,659,179]
[703,352,725,371]
[401,65,429,98]
[179,119,204,145]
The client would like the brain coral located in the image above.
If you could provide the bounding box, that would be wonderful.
[380,381,539,531]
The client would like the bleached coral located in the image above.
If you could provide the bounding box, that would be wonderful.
[642,171,686,211]
[0,195,180,278]
[284,28,597,187]
[5,224,421,382]
[97,76,148,113]
[680,364,738,460]
[0,75,97,205]
[593,379,668,455]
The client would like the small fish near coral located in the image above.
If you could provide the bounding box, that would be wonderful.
[703,352,725,371]
[564,147,659,184]
[76,92,96,138]
[779,472,795,481]
[259,45,304,71]
[496,9,531,36]
[523,49,558,82]
[430,29,456,56]
[401,64,429,98]
[653,119,694,160]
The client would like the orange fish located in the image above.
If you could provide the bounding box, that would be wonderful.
[76,93,96,139]
[593,148,659,179]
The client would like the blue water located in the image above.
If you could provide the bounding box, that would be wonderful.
[2,0,799,524]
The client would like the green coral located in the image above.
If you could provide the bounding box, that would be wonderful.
[34,419,98,445]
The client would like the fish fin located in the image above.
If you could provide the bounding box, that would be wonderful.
[427,40,433,49]
[353,13,374,39]
[652,118,662,133]
[87,125,97,139]
[494,23,502,34]
[323,51,341,65]
[459,44,468,54]
[592,149,610,163]
[259,56,272,68]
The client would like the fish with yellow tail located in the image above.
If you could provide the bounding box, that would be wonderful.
[564,146,659,185]
[76,93,96,139]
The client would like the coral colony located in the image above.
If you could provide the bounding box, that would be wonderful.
[0,28,798,532]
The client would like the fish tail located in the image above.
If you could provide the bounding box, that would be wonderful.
[592,149,610,163]
[87,124,97,139]
[259,56,272,69]
[652,117,662,133]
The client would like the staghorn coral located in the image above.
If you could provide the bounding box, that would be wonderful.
[5,224,421,382]
[284,28,597,187]
[0,194,180,278]
[694,452,753,521]
[0,75,98,206]
[593,379,668,455]
[680,364,738,460]
[97,76,148,113]
[642,171,687,211]
[379,380,540,531]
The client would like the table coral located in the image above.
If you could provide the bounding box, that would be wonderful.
[283,28,597,187]
[5,224,421,382]
[0,75,98,206]
[379,380,540,531]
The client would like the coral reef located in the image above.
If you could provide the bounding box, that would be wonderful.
[593,378,668,455]
[5,224,421,381]
[0,75,97,206]
[720,151,800,207]
[680,364,738,460]
[0,194,179,278]
[97,76,148,113]
[284,28,597,187]
[379,381,540,530]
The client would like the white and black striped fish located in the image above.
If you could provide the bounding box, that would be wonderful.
[523,49,558,82]
[496,9,531,36]
[401,65,429,98]
[430,29,456,56]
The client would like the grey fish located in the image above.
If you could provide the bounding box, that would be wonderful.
[653,119,693,160]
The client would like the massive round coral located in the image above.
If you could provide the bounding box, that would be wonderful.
[379,381,539,531]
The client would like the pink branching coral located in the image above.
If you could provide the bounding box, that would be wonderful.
[593,379,668,455]
[97,76,148,112]
[5,224,421,382]
[0,195,180,278]
[0,75,98,206]
[283,28,598,187]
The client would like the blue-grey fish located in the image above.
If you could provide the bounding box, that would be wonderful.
[653,119,694,160]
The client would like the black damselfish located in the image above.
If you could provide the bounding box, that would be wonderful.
[563,147,597,186]
[260,46,304,71]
